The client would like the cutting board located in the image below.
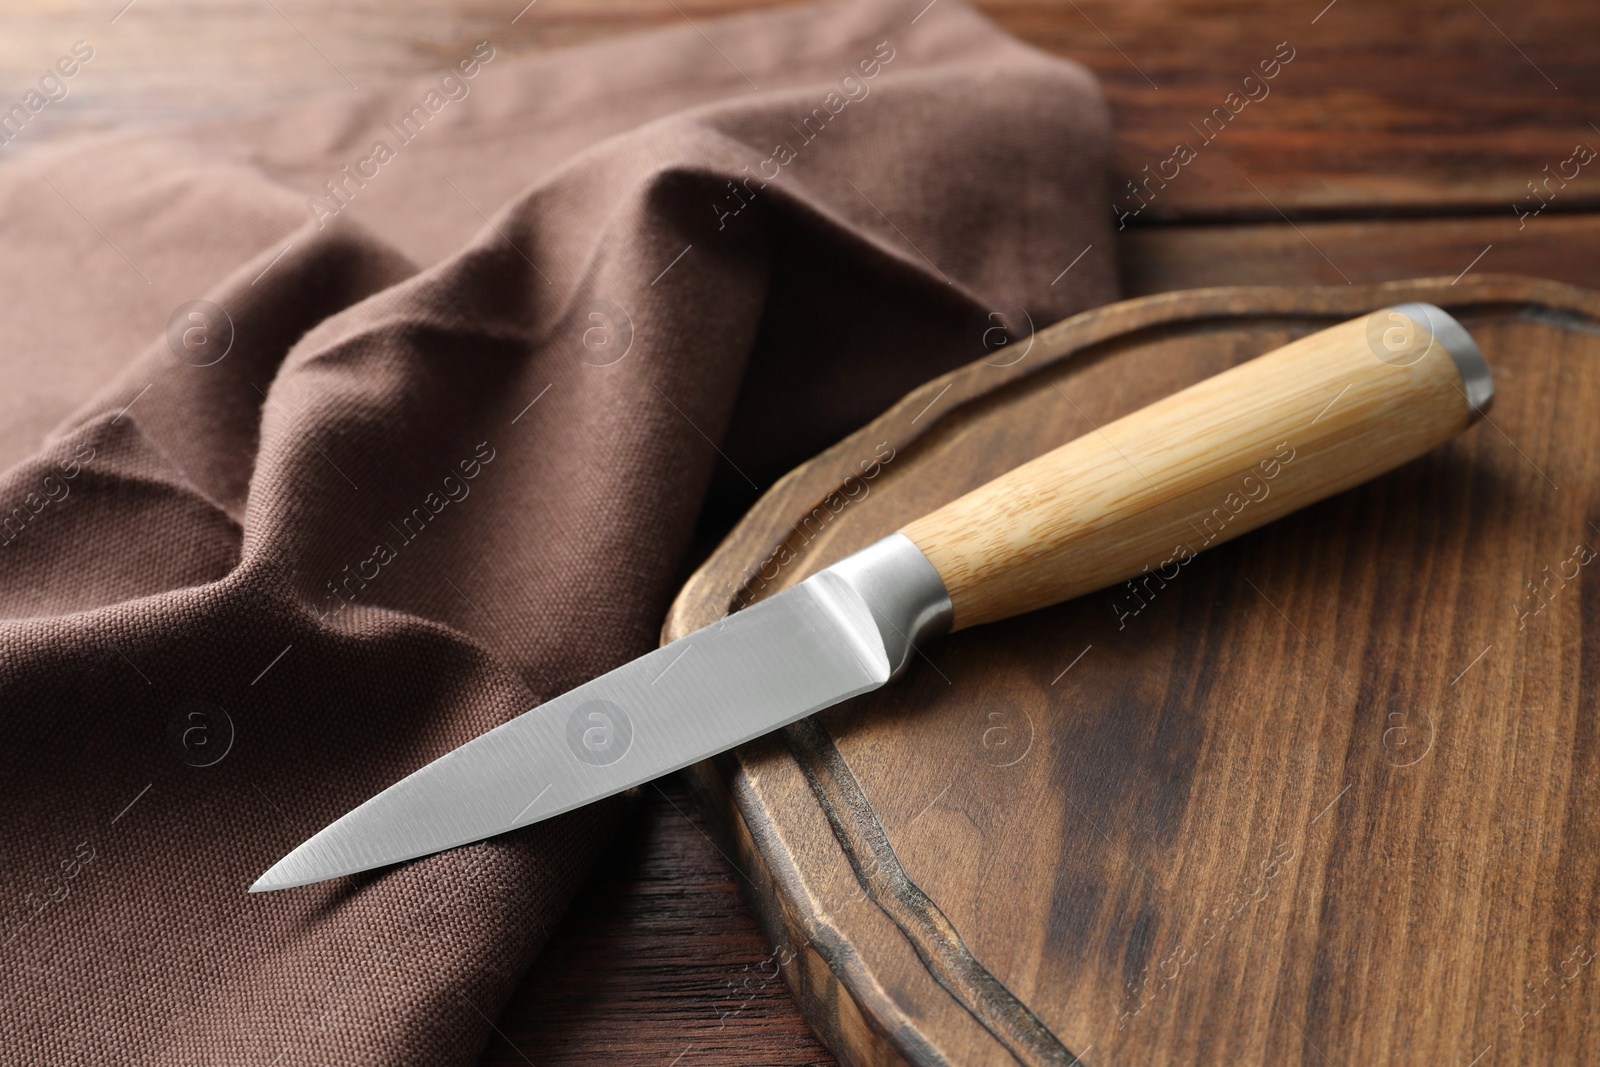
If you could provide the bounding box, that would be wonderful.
[662,275,1600,1066]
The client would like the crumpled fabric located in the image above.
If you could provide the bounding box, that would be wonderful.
[0,0,1114,1062]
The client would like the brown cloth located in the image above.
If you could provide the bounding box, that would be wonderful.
[0,1,1113,1062]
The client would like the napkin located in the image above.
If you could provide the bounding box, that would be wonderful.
[0,0,1114,1061]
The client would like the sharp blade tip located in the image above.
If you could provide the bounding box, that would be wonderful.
[248,850,336,893]
[247,863,300,893]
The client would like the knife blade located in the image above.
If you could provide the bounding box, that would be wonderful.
[252,302,1492,892]
[248,550,939,890]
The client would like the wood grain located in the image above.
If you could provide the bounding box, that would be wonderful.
[480,775,836,1067]
[1120,213,1600,296]
[666,274,1600,1065]
[495,174,1599,1066]
[902,309,1475,629]
[4,2,1598,1064]
[4,0,1596,219]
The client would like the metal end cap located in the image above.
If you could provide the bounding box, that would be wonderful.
[1386,302,1494,421]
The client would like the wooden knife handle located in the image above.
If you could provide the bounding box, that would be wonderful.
[899,303,1493,631]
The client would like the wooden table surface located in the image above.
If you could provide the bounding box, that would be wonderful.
[5,1,1596,1064]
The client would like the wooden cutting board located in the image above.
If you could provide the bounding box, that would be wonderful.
[662,275,1600,1067]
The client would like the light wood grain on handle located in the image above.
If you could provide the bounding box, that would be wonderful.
[900,307,1487,631]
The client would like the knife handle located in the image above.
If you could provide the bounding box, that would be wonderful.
[898,303,1493,632]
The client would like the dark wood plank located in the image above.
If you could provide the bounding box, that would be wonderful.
[666,275,1600,1066]
[482,775,837,1067]
[6,0,1597,218]
[6,3,1599,1065]
[989,0,1600,219]
[1120,213,1600,294]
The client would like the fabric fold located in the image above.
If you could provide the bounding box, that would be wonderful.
[0,1,1116,1062]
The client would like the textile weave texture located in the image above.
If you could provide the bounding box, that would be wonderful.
[0,1,1114,1062]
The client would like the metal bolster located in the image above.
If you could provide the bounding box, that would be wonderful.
[821,533,953,679]
[1388,301,1494,421]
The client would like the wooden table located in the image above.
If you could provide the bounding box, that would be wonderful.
[6,1,1596,1063]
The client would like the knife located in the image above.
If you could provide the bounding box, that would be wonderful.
[251,302,1492,892]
